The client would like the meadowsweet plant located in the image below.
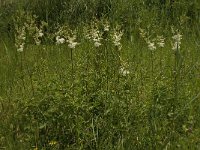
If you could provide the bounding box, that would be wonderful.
[139,28,157,50]
[170,29,183,140]
[171,29,183,99]
[56,36,65,44]
[119,66,130,76]
[147,40,157,51]
[84,22,103,47]
[34,27,44,45]
[156,35,165,48]
[111,25,124,50]
[139,28,148,41]
[67,34,79,49]
[55,25,70,44]
[32,21,47,45]
[103,20,110,32]
[119,60,130,77]
[15,26,26,52]
[172,31,182,51]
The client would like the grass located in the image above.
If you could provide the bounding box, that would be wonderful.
[0,1,200,150]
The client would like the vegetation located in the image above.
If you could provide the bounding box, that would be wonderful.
[0,0,200,149]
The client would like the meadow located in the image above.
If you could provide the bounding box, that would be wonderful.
[0,0,200,149]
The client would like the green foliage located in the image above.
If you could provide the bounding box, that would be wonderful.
[1,0,200,37]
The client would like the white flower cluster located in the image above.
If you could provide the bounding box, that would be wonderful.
[112,28,123,50]
[54,25,79,49]
[103,20,110,32]
[119,59,130,76]
[15,26,26,52]
[172,32,182,51]
[85,23,103,48]
[156,35,165,48]
[119,66,130,76]
[67,35,79,49]
[56,31,79,49]
[91,28,102,48]
[147,40,156,51]
[34,27,44,45]
[139,28,165,51]
[54,25,69,45]
[56,36,65,44]
[139,28,147,40]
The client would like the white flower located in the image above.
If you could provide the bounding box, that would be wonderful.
[119,67,130,76]
[172,42,180,50]
[104,21,110,31]
[139,28,147,39]
[172,33,182,42]
[94,41,101,47]
[147,41,156,50]
[67,35,79,49]
[112,30,123,48]
[68,42,79,49]
[172,32,182,50]
[38,30,44,37]
[86,27,102,47]
[157,36,165,48]
[35,40,41,45]
[17,44,24,52]
[56,36,65,44]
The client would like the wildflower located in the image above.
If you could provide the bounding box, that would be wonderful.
[34,27,44,45]
[17,44,24,52]
[94,41,101,47]
[172,32,182,50]
[49,140,58,146]
[92,29,102,47]
[84,23,102,47]
[147,41,156,51]
[56,36,65,44]
[67,35,79,49]
[113,31,123,46]
[119,66,130,76]
[157,35,165,48]
[38,29,44,37]
[112,27,123,50]
[139,28,147,40]
[35,39,41,46]
[103,21,110,32]
[15,26,26,52]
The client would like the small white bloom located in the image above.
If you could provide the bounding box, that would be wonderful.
[119,67,130,76]
[172,42,180,50]
[104,22,110,31]
[68,42,79,49]
[17,44,24,52]
[94,41,101,47]
[38,30,44,37]
[157,36,165,48]
[67,35,79,49]
[172,32,182,50]
[139,28,146,39]
[35,40,41,45]
[172,33,182,42]
[112,30,123,47]
[147,41,156,50]
[56,36,65,44]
